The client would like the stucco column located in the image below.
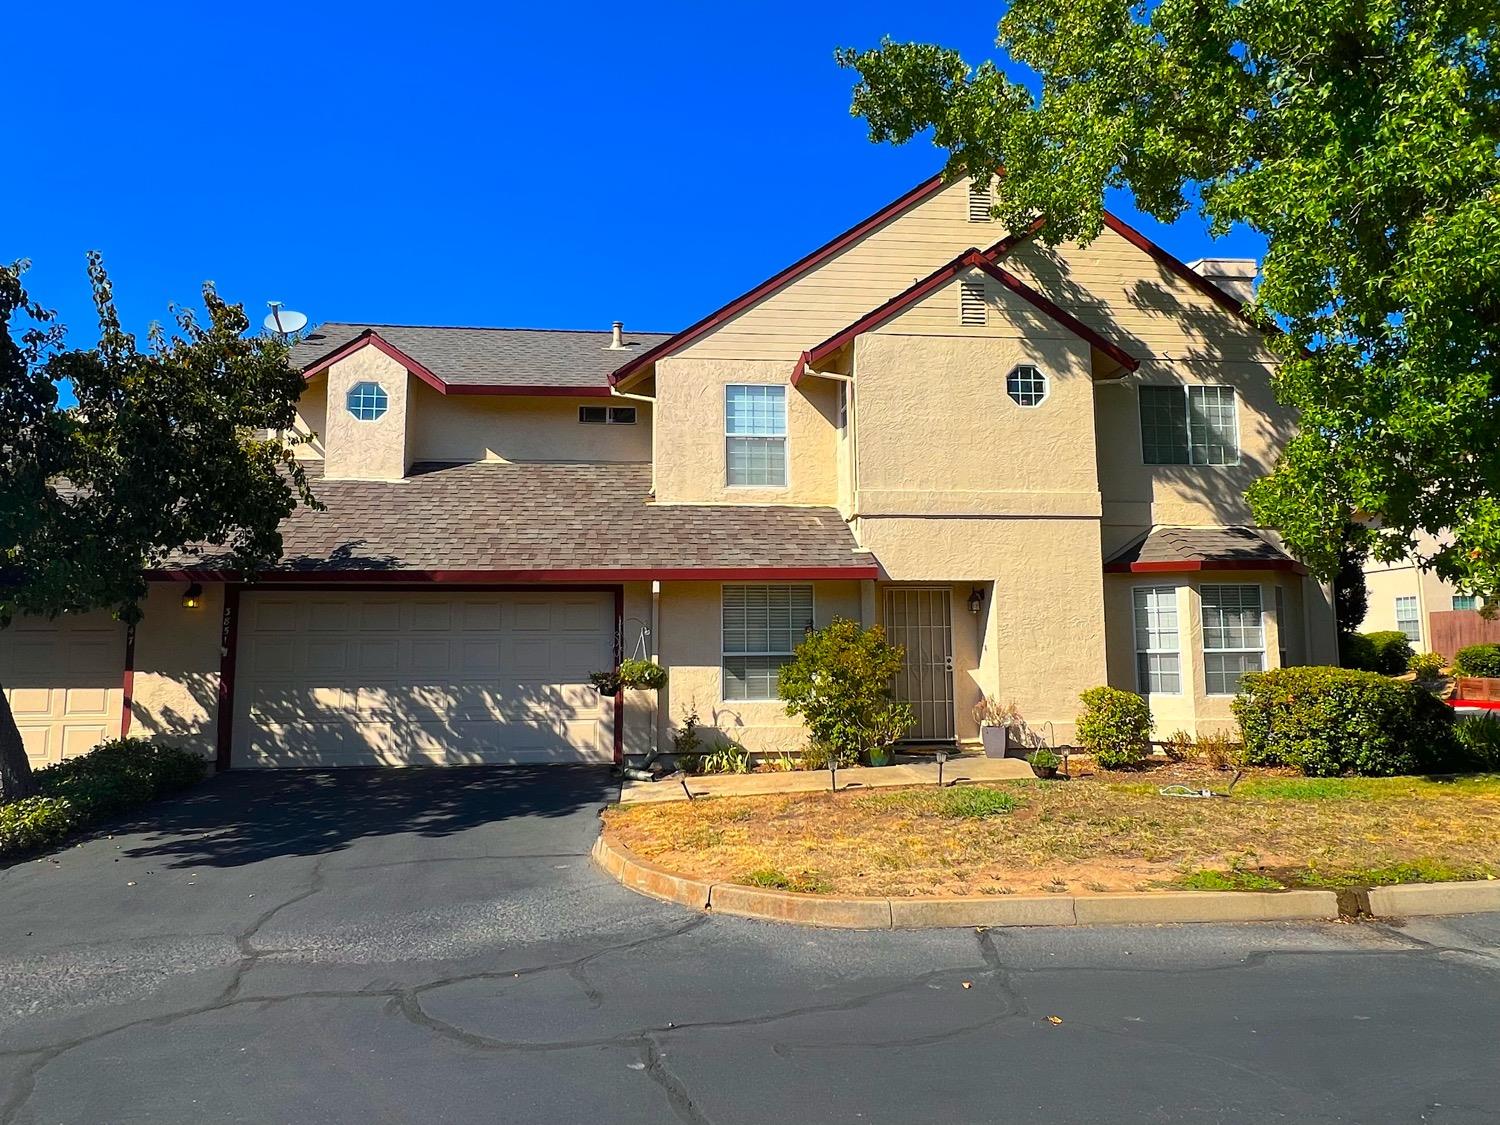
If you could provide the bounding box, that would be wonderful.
[860,580,877,629]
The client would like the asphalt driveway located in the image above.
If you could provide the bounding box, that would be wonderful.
[3,767,1500,1124]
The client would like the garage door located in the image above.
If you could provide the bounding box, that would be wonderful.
[0,612,126,765]
[232,590,616,767]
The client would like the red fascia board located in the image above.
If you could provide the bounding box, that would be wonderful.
[299,332,613,399]
[1099,213,1256,323]
[611,174,948,387]
[148,565,881,584]
[796,248,1139,382]
[1103,558,1306,575]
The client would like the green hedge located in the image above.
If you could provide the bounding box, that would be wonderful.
[1233,667,1457,776]
[1343,630,1415,675]
[1454,644,1500,678]
[0,738,206,859]
[1076,686,1153,769]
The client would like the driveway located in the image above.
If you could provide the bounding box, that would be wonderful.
[3,768,1500,1124]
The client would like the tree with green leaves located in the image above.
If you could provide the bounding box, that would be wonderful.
[839,0,1499,599]
[777,617,915,766]
[1,257,316,801]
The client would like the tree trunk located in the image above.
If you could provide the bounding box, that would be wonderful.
[0,685,38,802]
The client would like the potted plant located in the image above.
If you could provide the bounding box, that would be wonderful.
[866,745,895,767]
[1027,747,1061,779]
[589,658,668,694]
[972,697,1037,758]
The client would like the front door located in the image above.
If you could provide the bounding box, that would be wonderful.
[883,588,956,742]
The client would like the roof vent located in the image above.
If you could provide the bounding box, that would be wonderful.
[608,321,626,349]
[968,183,993,223]
[1185,258,1258,303]
[960,281,987,326]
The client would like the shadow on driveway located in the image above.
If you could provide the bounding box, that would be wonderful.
[113,765,620,870]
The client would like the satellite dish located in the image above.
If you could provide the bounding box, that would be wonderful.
[263,302,308,336]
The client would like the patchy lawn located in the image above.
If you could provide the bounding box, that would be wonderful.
[602,764,1500,896]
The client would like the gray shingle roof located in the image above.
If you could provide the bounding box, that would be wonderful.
[1106,526,1297,569]
[167,462,870,575]
[290,323,676,389]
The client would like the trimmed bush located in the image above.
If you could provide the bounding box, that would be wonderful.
[1076,686,1153,769]
[1361,631,1415,675]
[1454,643,1500,678]
[1339,631,1378,672]
[778,618,915,767]
[1233,667,1457,776]
[1,738,207,859]
[1410,651,1445,682]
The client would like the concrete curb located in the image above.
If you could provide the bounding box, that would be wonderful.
[593,831,1349,929]
[1358,880,1500,919]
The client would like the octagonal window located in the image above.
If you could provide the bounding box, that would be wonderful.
[346,381,389,421]
[1006,364,1047,407]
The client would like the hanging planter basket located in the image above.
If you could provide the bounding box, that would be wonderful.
[589,659,668,695]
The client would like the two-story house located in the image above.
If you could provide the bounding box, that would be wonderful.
[1,174,1338,770]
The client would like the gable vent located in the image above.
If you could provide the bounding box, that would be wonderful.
[960,280,987,326]
[968,183,993,222]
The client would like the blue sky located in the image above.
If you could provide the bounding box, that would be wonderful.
[7,1,1262,362]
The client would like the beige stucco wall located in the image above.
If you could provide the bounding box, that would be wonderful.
[652,357,839,505]
[407,384,652,465]
[322,348,412,480]
[130,582,224,758]
[654,580,862,753]
[1362,531,1474,652]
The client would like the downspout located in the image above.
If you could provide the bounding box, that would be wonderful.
[797,366,861,538]
[650,579,661,755]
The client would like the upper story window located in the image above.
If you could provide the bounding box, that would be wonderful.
[579,405,636,425]
[968,183,994,222]
[1395,596,1422,643]
[725,385,787,488]
[346,382,389,422]
[1453,595,1479,611]
[1006,364,1048,407]
[1139,385,1239,465]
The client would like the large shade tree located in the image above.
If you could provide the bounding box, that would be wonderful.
[838,0,1499,599]
[0,257,316,800]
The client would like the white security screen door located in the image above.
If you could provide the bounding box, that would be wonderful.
[883,588,956,742]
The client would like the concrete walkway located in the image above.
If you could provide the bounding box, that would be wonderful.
[619,754,1035,804]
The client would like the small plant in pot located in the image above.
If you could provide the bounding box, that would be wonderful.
[589,658,668,694]
[1027,748,1061,779]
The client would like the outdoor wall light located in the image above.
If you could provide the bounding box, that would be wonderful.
[967,588,984,616]
[181,582,203,609]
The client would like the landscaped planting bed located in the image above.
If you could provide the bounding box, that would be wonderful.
[602,764,1500,897]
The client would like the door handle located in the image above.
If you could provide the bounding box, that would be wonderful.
[944,656,953,672]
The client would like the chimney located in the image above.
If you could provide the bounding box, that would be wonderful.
[609,321,625,349]
[1185,258,1258,303]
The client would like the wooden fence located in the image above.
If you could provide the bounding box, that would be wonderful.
[1430,610,1500,659]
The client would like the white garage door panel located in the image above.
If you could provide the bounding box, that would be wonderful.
[234,592,615,767]
[0,612,125,766]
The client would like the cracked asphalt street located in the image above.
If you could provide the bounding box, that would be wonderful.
[3,767,1499,1124]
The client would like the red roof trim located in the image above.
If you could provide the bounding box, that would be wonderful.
[297,331,613,399]
[794,248,1139,384]
[1103,559,1306,575]
[148,565,880,584]
[1099,214,1259,323]
[610,174,948,387]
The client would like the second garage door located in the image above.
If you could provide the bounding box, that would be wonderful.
[233,590,616,767]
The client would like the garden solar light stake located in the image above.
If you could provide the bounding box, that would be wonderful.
[936,749,948,787]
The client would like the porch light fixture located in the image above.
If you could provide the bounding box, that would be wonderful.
[181,583,203,609]
[967,588,984,616]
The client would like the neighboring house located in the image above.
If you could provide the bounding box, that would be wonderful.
[0,174,1337,770]
[1362,531,1494,657]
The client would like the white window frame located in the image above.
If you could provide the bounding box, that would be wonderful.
[578,405,637,425]
[724,385,789,489]
[720,584,814,702]
[1201,584,1266,695]
[346,381,389,422]
[1395,596,1422,644]
[1138,384,1242,466]
[1452,594,1479,612]
[1006,364,1049,408]
[1132,585,1182,695]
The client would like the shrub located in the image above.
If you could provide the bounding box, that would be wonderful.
[1454,644,1500,678]
[1196,729,1244,770]
[1454,713,1500,770]
[1075,686,1152,769]
[1339,631,1378,671]
[1410,651,1446,683]
[700,742,751,774]
[1233,667,1457,776]
[1162,729,1197,762]
[777,618,915,765]
[2,738,206,859]
[1364,631,1416,675]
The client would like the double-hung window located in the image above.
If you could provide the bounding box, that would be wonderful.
[1395,596,1422,643]
[1139,385,1239,465]
[725,385,787,487]
[1201,585,1265,694]
[1133,587,1181,694]
[1452,595,1479,612]
[721,585,813,700]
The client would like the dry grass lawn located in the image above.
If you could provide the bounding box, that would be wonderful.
[602,764,1500,897]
